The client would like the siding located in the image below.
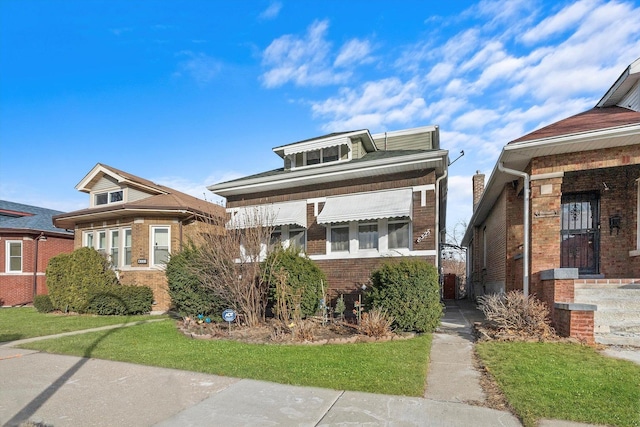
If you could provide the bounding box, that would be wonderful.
[373,132,433,151]
[93,176,119,192]
[618,81,640,112]
[127,187,152,202]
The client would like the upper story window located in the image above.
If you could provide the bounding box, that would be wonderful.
[94,190,124,206]
[285,144,350,169]
[5,241,22,273]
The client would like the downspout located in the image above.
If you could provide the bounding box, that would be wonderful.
[498,163,530,297]
[32,232,44,302]
[435,169,448,275]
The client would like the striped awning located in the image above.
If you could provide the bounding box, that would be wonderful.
[227,200,307,229]
[316,189,412,224]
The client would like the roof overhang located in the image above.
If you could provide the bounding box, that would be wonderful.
[0,228,74,238]
[52,205,194,230]
[272,129,377,158]
[462,123,640,246]
[597,57,640,107]
[208,150,449,197]
[76,164,165,195]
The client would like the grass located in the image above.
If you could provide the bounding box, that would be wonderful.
[476,341,640,427]
[0,307,166,342]
[18,319,432,396]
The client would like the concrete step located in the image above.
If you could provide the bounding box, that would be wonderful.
[574,280,640,289]
[596,333,640,347]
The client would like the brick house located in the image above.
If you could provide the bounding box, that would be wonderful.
[208,126,449,299]
[53,164,226,311]
[463,58,640,343]
[0,200,74,306]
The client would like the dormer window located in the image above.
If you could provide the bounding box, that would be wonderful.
[95,190,124,206]
[286,144,350,169]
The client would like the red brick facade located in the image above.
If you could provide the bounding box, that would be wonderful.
[0,233,74,306]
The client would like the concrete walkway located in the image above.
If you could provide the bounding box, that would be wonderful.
[0,303,614,426]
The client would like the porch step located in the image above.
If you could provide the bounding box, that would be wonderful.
[573,282,640,345]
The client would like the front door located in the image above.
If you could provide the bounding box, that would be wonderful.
[560,192,600,275]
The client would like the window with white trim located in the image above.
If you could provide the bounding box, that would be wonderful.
[388,219,410,249]
[358,223,379,250]
[5,241,22,273]
[330,223,349,252]
[289,227,306,250]
[152,226,170,266]
[285,144,351,169]
[84,231,94,248]
[124,228,132,266]
[270,227,282,247]
[110,230,119,268]
[94,189,124,206]
[97,231,106,254]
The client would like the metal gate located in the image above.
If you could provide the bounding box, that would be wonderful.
[560,192,600,274]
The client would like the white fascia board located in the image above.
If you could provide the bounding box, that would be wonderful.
[75,164,118,192]
[209,151,448,196]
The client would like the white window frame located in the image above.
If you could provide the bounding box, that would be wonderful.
[329,223,350,253]
[388,218,411,250]
[358,222,379,251]
[84,231,95,248]
[632,178,640,256]
[97,231,107,254]
[290,144,351,169]
[110,229,120,268]
[5,240,22,273]
[93,189,125,207]
[151,226,170,266]
[123,228,132,266]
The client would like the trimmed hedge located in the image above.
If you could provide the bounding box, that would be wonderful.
[33,295,54,313]
[366,258,442,333]
[85,285,153,316]
[166,244,227,317]
[262,246,327,318]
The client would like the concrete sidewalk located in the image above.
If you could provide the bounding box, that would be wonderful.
[0,303,604,426]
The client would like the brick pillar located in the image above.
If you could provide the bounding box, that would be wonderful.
[530,177,563,292]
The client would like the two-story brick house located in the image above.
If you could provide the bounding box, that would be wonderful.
[53,164,226,311]
[0,200,74,306]
[208,126,449,298]
[463,58,640,343]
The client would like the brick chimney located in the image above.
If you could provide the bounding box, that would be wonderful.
[472,171,485,212]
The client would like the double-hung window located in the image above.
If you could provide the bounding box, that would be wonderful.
[6,241,22,273]
[152,227,170,266]
[110,230,119,268]
[330,224,349,252]
[84,231,94,248]
[124,228,132,266]
[289,227,306,250]
[358,223,378,250]
[97,231,107,254]
[388,220,410,249]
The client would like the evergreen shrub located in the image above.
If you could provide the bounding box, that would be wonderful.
[33,295,54,313]
[366,258,442,333]
[166,244,227,317]
[263,246,327,318]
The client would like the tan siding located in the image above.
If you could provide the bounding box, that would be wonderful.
[373,132,433,151]
[93,176,119,192]
[127,187,153,202]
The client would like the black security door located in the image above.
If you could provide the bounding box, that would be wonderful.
[560,193,600,274]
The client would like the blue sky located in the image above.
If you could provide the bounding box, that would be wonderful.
[1,0,639,235]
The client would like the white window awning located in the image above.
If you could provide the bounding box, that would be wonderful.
[228,200,307,229]
[282,136,349,156]
[317,189,413,224]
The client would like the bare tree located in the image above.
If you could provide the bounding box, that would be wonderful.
[190,207,278,327]
[441,220,467,280]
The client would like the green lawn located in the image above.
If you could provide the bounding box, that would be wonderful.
[17,319,432,396]
[476,341,640,427]
[0,307,166,342]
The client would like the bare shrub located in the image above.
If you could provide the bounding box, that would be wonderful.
[359,308,395,338]
[188,208,278,328]
[292,319,315,342]
[478,291,555,338]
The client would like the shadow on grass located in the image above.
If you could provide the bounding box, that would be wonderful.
[5,296,133,426]
[0,333,23,343]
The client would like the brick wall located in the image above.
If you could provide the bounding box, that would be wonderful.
[554,307,595,344]
[0,233,74,306]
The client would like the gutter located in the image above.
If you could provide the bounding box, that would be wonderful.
[497,162,530,297]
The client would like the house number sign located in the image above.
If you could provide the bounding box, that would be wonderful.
[416,229,431,243]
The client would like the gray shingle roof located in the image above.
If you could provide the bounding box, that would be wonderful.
[0,200,73,235]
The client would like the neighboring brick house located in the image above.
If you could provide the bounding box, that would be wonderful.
[0,200,74,306]
[53,164,226,311]
[463,58,640,343]
[208,126,449,298]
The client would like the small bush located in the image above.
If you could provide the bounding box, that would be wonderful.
[263,246,327,318]
[359,308,394,337]
[33,295,54,313]
[85,285,153,316]
[366,258,442,333]
[478,291,555,338]
[166,244,227,317]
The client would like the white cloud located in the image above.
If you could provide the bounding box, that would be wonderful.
[258,1,282,20]
[174,51,222,84]
[334,39,373,68]
[521,0,598,44]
